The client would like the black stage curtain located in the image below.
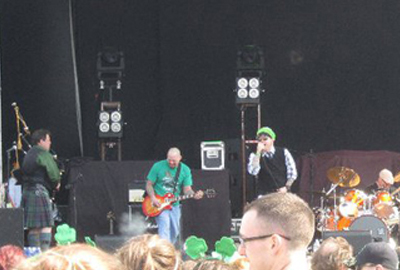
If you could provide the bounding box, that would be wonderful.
[68,161,231,249]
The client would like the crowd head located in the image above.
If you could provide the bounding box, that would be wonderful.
[15,243,124,270]
[0,245,26,270]
[116,234,181,270]
[355,242,398,270]
[311,237,353,270]
[239,193,315,270]
[242,192,315,251]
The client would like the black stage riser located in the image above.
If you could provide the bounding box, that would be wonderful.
[0,209,24,248]
[322,230,373,255]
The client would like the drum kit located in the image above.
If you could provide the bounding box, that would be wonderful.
[314,167,400,241]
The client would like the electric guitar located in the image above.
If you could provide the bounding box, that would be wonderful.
[142,189,216,217]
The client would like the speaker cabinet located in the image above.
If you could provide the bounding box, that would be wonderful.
[0,208,24,248]
[322,230,373,255]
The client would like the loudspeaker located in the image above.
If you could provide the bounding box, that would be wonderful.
[0,208,24,248]
[322,230,373,255]
[94,235,131,253]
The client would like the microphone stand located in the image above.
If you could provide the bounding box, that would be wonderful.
[5,143,17,208]
[325,178,345,230]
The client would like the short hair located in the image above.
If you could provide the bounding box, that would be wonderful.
[191,259,240,270]
[14,243,124,270]
[31,129,51,145]
[244,193,315,250]
[0,245,26,270]
[167,148,181,157]
[311,237,353,270]
[116,234,181,270]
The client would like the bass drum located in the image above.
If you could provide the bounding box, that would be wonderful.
[349,215,389,243]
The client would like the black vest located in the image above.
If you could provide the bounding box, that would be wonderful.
[257,147,288,194]
[22,146,52,190]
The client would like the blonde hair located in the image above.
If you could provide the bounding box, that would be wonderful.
[116,234,181,270]
[191,259,241,270]
[311,237,353,270]
[14,243,124,270]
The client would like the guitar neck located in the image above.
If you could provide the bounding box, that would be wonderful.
[166,193,195,203]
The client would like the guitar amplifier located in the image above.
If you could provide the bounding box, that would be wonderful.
[201,141,225,170]
[128,180,145,204]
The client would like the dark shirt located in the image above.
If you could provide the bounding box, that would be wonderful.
[22,145,60,191]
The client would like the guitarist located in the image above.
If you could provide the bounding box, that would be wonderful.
[146,147,203,244]
[21,129,61,251]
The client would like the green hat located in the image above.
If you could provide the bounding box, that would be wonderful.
[256,127,276,140]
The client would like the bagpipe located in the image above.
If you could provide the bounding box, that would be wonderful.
[6,103,65,206]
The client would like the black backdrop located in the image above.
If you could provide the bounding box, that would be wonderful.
[67,161,231,249]
[2,1,400,193]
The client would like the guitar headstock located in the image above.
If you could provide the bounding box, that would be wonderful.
[204,189,217,198]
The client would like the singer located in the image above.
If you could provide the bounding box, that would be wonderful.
[247,126,297,195]
[21,129,60,251]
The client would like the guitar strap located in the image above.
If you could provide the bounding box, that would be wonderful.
[172,163,182,195]
[142,163,182,199]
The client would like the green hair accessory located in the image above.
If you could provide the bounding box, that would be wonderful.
[54,224,76,245]
[184,236,208,259]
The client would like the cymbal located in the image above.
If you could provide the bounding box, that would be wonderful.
[394,172,400,183]
[327,167,360,188]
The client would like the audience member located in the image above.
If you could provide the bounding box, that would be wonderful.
[0,245,26,270]
[14,243,124,270]
[311,237,353,270]
[116,233,182,270]
[182,259,198,270]
[191,259,240,270]
[239,193,315,270]
[355,242,398,270]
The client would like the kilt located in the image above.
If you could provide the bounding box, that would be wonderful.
[22,184,54,228]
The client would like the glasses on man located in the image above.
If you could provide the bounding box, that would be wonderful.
[239,233,291,247]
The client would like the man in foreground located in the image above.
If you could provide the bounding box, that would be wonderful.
[239,193,314,270]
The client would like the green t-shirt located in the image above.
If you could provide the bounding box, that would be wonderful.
[147,160,193,198]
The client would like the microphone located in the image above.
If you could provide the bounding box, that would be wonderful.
[245,140,259,144]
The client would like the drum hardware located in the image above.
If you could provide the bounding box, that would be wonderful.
[322,167,360,231]
[313,165,400,234]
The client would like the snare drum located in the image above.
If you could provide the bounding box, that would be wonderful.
[344,189,367,206]
[373,191,393,205]
[339,189,366,218]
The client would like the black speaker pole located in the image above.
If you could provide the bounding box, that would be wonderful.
[240,106,247,211]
